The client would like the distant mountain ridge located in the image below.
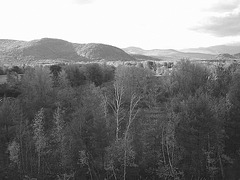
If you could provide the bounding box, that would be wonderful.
[0,38,135,65]
[181,44,240,55]
[123,47,215,60]
[1,38,240,65]
[130,54,163,61]
[124,44,240,60]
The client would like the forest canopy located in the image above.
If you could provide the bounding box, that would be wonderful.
[0,60,240,180]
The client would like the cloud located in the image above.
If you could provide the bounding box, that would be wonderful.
[192,1,240,37]
[206,0,240,12]
[194,11,240,37]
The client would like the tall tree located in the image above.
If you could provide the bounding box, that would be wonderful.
[33,108,46,178]
[175,92,225,179]
[20,67,54,120]
[171,60,209,97]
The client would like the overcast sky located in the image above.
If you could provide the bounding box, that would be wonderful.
[0,0,240,49]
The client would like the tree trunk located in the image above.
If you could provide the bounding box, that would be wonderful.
[123,94,140,180]
[166,143,174,177]
[161,126,166,165]
[218,152,224,180]
[116,114,119,141]
[38,150,41,178]
[19,118,25,176]
[123,139,127,180]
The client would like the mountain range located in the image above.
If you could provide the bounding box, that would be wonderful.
[0,38,135,65]
[181,44,240,55]
[123,47,214,60]
[123,44,240,61]
[0,38,240,65]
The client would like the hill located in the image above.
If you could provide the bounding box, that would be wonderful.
[215,53,238,60]
[181,44,240,55]
[130,54,163,61]
[74,43,135,61]
[123,47,214,60]
[0,38,135,65]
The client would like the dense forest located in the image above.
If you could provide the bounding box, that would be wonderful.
[0,60,240,180]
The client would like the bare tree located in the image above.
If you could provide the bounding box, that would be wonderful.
[123,94,141,180]
[108,81,125,141]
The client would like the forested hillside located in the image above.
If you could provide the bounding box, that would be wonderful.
[0,60,240,179]
[0,38,135,65]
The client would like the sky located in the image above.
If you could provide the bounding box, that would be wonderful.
[0,0,240,49]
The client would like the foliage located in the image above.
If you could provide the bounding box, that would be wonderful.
[171,60,209,97]
[8,140,20,167]
[0,61,240,179]
[64,65,86,87]
[114,65,153,102]
[20,66,54,120]
[175,92,226,179]
[83,63,104,86]
[9,66,24,74]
